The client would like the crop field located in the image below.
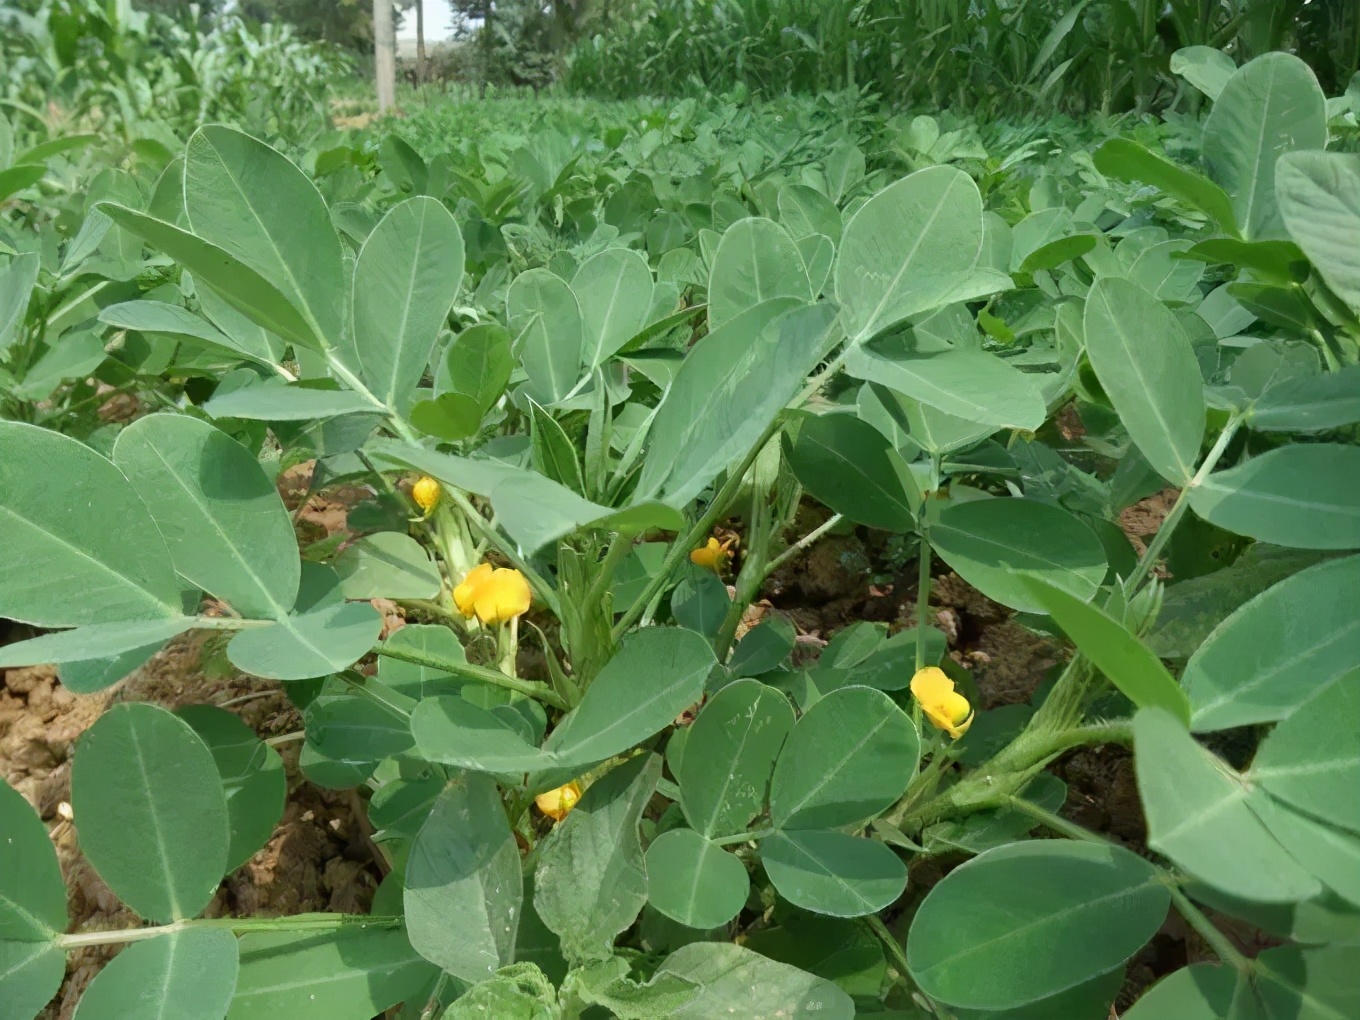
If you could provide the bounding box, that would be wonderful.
[2,2,1359,1019]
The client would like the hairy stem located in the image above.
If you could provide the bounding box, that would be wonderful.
[57,913,399,950]
[374,643,566,709]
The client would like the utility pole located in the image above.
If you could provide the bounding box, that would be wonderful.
[415,0,426,86]
[374,0,396,112]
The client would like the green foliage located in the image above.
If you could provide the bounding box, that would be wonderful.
[3,37,1360,1020]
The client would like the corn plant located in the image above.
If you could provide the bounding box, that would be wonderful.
[1,45,1359,1020]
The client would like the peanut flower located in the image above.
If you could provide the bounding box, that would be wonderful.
[412,475,441,515]
[690,536,734,573]
[910,666,974,739]
[453,563,532,625]
[536,781,581,822]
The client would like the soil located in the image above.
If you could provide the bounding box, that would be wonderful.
[0,475,1234,1018]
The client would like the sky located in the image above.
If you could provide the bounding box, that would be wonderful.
[395,0,456,43]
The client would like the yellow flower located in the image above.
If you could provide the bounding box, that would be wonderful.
[453,563,532,625]
[412,475,441,515]
[535,781,581,822]
[689,536,734,573]
[910,666,974,739]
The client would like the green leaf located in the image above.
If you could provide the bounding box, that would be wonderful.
[203,381,381,420]
[779,183,842,243]
[0,252,40,357]
[1248,941,1360,1020]
[195,280,286,366]
[836,166,1009,342]
[637,300,837,508]
[1251,364,1360,431]
[708,217,810,328]
[98,301,279,368]
[305,693,414,765]
[438,322,514,412]
[226,928,434,1020]
[844,342,1046,433]
[1171,45,1237,100]
[1184,555,1360,730]
[546,628,716,768]
[528,400,585,494]
[768,686,919,830]
[761,830,906,918]
[1203,52,1328,240]
[185,125,345,347]
[679,679,794,838]
[931,498,1106,613]
[0,164,44,203]
[71,928,239,1020]
[1122,963,1239,1020]
[1251,669,1360,837]
[572,248,654,367]
[654,942,854,1020]
[333,532,441,600]
[507,268,583,405]
[0,780,66,940]
[906,840,1168,1010]
[10,329,107,402]
[742,915,885,998]
[352,196,463,414]
[369,440,684,553]
[405,774,522,982]
[1249,796,1360,908]
[535,754,659,963]
[226,602,383,681]
[411,696,549,773]
[0,941,65,1020]
[113,414,299,619]
[645,828,749,928]
[1133,706,1320,903]
[377,623,465,696]
[0,421,181,627]
[786,412,918,531]
[71,704,230,922]
[97,203,323,351]
[176,706,286,873]
[1091,138,1237,235]
[1276,151,1360,313]
[1018,576,1191,725]
[1084,277,1205,484]
[0,617,194,669]
[1188,444,1360,549]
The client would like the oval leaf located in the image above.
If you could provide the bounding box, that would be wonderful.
[72,928,239,1020]
[645,828,749,929]
[679,679,795,838]
[1188,443,1360,550]
[761,830,906,918]
[787,412,918,531]
[906,840,1169,1010]
[71,704,230,922]
[931,498,1107,612]
[768,686,919,830]
[0,421,181,627]
[1084,277,1205,485]
[113,414,300,620]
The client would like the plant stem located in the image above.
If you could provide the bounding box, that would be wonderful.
[762,512,843,578]
[1004,795,1102,843]
[864,914,911,985]
[914,529,932,673]
[583,531,632,608]
[1167,882,1250,971]
[264,731,305,748]
[56,913,399,950]
[374,643,566,709]
[711,827,773,847]
[1124,416,1241,597]
[442,488,562,618]
[611,418,782,642]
